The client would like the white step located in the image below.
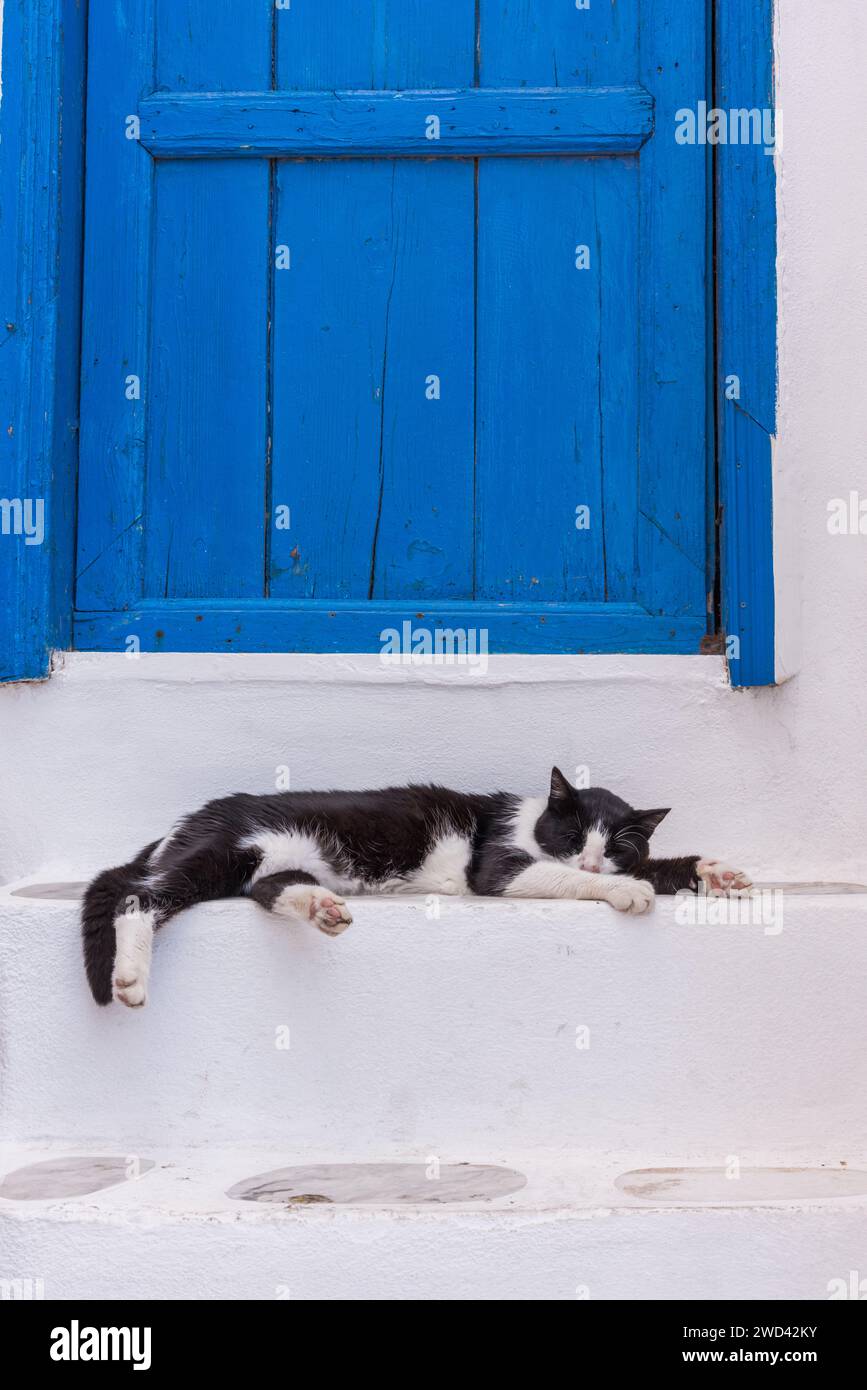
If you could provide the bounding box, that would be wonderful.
[2,880,867,1152]
[3,880,866,1298]
[2,1141,867,1300]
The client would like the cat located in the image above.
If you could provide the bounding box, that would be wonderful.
[81,767,751,1009]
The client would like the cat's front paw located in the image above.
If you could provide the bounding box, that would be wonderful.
[605,876,655,915]
[308,888,353,937]
[697,859,753,896]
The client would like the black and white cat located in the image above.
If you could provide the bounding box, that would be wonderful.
[82,768,751,1009]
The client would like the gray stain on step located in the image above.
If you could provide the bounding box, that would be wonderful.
[617,1166,867,1204]
[227,1162,527,1206]
[0,1155,156,1201]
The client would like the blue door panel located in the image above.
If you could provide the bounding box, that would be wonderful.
[271,160,475,602]
[479,0,640,87]
[277,0,475,91]
[636,0,710,619]
[74,0,712,654]
[476,155,640,604]
[148,159,269,600]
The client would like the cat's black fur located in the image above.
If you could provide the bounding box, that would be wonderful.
[82,768,708,1006]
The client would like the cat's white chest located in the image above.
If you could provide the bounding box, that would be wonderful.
[398,833,472,896]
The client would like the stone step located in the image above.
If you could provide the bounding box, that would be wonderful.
[2,880,866,1152]
[1,1142,865,1300]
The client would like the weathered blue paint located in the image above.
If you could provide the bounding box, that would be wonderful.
[1,2,777,676]
[75,0,155,611]
[0,0,86,682]
[74,602,706,658]
[74,0,723,657]
[717,0,778,687]
[139,87,655,159]
[271,7,476,605]
[146,2,272,601]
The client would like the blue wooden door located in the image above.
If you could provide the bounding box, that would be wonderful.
[75,1,710,655]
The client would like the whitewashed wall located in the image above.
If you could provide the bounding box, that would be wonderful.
[0,0,865,886]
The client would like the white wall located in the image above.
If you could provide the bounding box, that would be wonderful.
[0,0,865,885]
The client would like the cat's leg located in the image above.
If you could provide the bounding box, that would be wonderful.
[111,890,193,1009]
[472,850,654,915]
[112,848,253,1008]
[112,896,161,1008]
[249,870,353,937]
[637,857,753,895]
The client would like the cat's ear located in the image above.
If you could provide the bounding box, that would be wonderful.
[634,808,670,837]
[548,766,574,806]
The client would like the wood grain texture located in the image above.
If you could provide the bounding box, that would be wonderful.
[274,0,474,91]
[75,0,155,611]
[476,156,639,603]
[270,161,474,602]
[269,4,475,604]
[139,88,655,158]
[479,0,640,88]
[0,0,85,680]
[75,602,705,657]
[635,2,710,621]
[717,0,777,686]
[142,1,272,599]
[62,1,776,664]
[476,3,643,606]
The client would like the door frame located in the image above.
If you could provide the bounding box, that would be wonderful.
[0,0,777,685]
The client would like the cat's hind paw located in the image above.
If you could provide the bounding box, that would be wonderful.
[697,859,753,895]
[605,876,655,915]
[113,972,147,1009]
[112,911,153,1008]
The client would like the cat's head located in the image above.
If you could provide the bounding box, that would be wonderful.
[536,766,669,874]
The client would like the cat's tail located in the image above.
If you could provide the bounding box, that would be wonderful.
[81,843,158,1005]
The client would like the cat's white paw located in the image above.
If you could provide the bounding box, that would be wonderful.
[272,885,353,935]
[304,888,353,936]
[697,858,753,896]
[605,876,655,915]
[113,910,154,1008]
[113,973,147,1009]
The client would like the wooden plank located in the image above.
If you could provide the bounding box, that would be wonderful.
[717,0,777,686]
[275,0,474,90]
[75,0,155,611]
[75,602,706,657]
[635,2,710,619]
[477,157,639,603]
[476,5,641,605]
[270,5,476,604]
[479,0,640,87]
[0,0,85,679]
[139,88,655,158]
[270,161,475,602]
[144,1,272,599]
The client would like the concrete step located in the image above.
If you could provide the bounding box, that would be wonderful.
[2,1141,866,1300]
[2,880,866,1152]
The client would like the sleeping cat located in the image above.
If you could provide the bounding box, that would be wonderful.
[82,767,751,1009]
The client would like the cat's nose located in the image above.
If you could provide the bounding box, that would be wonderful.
[585,864,601,874]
